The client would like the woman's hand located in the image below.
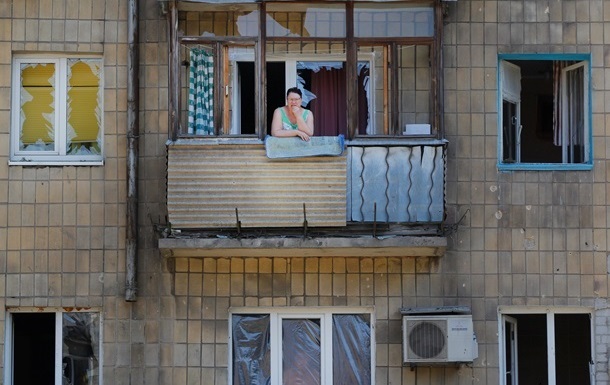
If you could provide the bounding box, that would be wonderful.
[295,129,310,141]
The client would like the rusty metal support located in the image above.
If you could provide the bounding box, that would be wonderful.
[373,202,377,238]
[235,208,242,236]
[169,1,179,140]
[303,203,308,237]
[125,0,139,302]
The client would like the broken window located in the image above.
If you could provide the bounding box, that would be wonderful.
[176,1,438,139]
[498,54,591,170]
[7,310,101,385]
[231,309,372,385]
[499,310,593,385]
[11,56,103,164]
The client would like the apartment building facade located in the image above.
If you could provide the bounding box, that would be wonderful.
[0,0,608,384]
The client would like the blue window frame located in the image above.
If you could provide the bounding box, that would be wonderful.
[497,54,592,171]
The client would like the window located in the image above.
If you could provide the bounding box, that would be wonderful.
[499,308,593,385]
[230,308,373,385]
[176,1,438,139]
[11,55,103,164]
[4,309,101,385]
[498,54,591,170]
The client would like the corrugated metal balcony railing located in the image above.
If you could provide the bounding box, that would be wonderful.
[166,139,446,230]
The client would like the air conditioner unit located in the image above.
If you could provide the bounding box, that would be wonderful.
[402,315,478,364]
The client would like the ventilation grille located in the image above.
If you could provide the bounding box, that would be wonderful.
[405,319,448,360]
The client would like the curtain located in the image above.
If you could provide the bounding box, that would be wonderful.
[310,67,347,136]
[188,48,214,135]
[565,65,584,146]
[553,60,584,150]
[552,61,565,146]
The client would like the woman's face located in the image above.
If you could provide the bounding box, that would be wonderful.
[286,92,302,108]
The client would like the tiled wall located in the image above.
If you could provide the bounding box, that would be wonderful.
[443,1,610,385]
[171,256,452,385]
[2,1,610,385]
[0,0,135,382]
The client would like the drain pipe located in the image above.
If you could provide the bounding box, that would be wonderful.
[125,0,139,301]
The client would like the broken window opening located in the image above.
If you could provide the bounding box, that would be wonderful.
[176,1,439,139]
[11,56,104,163]
[230,309,373,385]
[499,310,592,385]
[498,55,591,169]
[7,311,101,385]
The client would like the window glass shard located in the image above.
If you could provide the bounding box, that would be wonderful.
[20,63,55,151]
[67,59,102,155]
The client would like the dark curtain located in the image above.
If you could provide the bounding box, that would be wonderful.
[310,67,347,136]
[309,66,370,137]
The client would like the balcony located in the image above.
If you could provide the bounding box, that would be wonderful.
[159,138,447,258]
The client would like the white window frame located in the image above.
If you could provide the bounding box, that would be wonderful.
[229,51,376,135]
[4,307,103,385]
[498,306,594,385]
[497,54,592,171]
[229,306,375,385]
[10,54,104,166]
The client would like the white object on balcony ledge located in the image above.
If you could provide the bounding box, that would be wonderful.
[403,124,431,136]
[265,135,345,159]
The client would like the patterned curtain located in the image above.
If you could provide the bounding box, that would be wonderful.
[188,48,214,135]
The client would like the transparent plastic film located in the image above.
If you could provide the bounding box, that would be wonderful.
[62,312,100,385]
[19,63,55,151]
[282,319,321,385]
[67,59,102,155]
[332,314,371,385]
[232,314,271,385]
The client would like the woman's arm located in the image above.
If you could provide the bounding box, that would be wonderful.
[295,109,314,136]
[271,108,312,141]
[270,108,285,137]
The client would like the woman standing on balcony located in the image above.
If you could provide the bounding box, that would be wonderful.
[271,87,315,141]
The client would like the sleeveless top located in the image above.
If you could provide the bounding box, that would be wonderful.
[279,107,310,130]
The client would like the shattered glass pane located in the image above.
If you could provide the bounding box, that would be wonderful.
[20,63,55,151]
[266,4,345,38]
[67,59,102,155]
[355,4,434,37]
[62,312,100,385]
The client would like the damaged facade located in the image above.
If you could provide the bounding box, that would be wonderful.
[0,0,608,384]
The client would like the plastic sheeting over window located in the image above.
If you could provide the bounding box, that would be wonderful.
[332,314,371,385]
[231,312,372,385]
[282,319,321,385]
[232,314,271,385]
[62,312,100,385]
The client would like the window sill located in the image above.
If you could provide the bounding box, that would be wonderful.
[498,162,593,171]
[9,159,104,167]
[169,136,448,147]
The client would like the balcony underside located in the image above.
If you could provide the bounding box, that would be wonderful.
[159,234,447,258]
